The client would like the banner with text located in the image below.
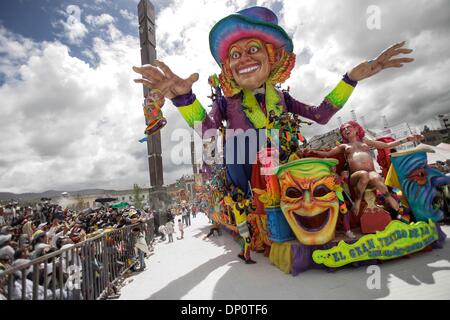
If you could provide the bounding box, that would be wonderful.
[312,220,438,268]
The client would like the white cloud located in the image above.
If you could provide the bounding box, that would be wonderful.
[119,9,134,20]
[0,24,151,193]
[120,9,139,29]
[1,0,449,193]
[280,0,450,137]
[86,13,115,27]
[85,13,121,41]
[0,26,41,82]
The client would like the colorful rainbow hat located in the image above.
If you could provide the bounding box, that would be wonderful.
[209,6,294,66]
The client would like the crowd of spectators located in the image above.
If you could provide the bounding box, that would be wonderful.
[0,200,154,300]
[0,195,212,300]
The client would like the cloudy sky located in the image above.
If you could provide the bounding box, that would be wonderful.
[0,0,449,194]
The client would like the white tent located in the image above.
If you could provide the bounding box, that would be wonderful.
[437,143,450,151]
[417,143,450,164]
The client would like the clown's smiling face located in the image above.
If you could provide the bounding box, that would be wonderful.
[227,38,271,90]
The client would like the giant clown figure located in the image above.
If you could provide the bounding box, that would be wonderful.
[133,6,414,253]
[133,6,413,195]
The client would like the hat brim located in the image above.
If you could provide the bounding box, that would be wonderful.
[210,14,293,66]
[276,158,338,177]
[33,231,46,241]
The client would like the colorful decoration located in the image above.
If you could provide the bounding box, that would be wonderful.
[167,7,363,197]
[138,136,148,143]
[253,147,281,207]
[376,136,396,177]
[359,190,392,234]
[325,80,356,109]
[389,146,450,222]
[256,214,272,249]
[269,242,293,274]
[277,158,342,245]
[266,206,295,243]
[241,82,283,129]
[248,213,265,252]
[312,121,423,215]
[143,89,167,136]
[312,220,439,268]
[132,4,419,275]
[224,194,256,264]
[177,99,206,128]
[209,7,294,66]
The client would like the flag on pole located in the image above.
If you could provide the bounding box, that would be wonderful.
[139,136,148,143]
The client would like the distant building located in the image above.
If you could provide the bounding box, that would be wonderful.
[308,127,377,150]
[308,128,342,149]
[110,188,151,205]
[166,175,195,202]
[375,122,418,151]
[54,188,151,209]
[421,127,450,146]
[438,113,450,130]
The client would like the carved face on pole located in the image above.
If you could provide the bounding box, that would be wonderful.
[277,158,341,245]
[143,89,167,136]
[146,89,165,109]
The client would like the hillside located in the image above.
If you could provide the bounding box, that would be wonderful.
[0,189,114,202]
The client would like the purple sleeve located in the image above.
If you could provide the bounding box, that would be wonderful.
[285,74,357,125]
[201,100,225,136]
[171,91,226,136]
[171,91,197,107]
[343,73,358,87]
[284,92,339,125]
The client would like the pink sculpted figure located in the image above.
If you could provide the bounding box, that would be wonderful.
[311,121,423,215]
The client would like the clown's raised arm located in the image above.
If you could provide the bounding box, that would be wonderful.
[133,7,413,135]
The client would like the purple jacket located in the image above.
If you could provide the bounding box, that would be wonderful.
[208,90,341,131]
[171,75,357,136]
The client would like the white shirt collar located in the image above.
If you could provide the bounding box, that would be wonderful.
[252,86,265,95]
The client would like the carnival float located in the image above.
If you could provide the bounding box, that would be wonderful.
[133,6,449,274]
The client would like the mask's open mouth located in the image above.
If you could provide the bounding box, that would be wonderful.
[293,209,330,232]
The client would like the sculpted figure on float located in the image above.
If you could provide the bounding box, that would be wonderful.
[132,6,414,199]
[312,121,423,215]
[277,158,343,245]
[388,146,450,223]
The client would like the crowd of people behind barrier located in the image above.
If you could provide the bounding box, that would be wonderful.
[0,200,155,300]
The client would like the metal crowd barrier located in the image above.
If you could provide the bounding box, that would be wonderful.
[0,219,154,300]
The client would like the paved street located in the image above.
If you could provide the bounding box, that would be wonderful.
[119,214,450,300]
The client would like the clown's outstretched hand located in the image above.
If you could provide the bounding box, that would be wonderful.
[133,60,199,99]
[348,41,414,82]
